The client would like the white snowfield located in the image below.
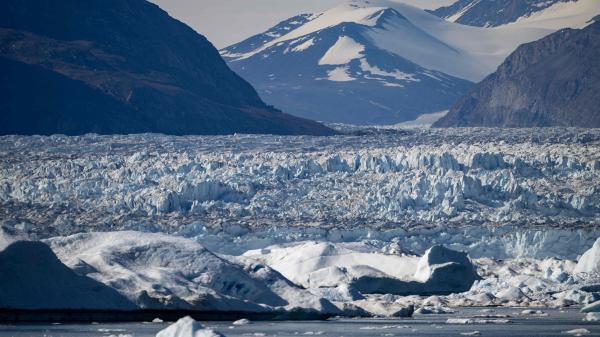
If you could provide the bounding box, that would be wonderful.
[223,0,600,81]
[507,0,600,30]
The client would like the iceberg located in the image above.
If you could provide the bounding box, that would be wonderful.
[0,241,134,310]
[156,316,224,337]
[575,238,600,274]
[45,232,340,315]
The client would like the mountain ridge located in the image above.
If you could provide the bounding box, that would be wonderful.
[428,0,575,27]
[221,0,599,125]
[221,3,477,125]
[433,20,600,128]
[0,0,335,136]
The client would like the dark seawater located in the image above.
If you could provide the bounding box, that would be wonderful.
[0,308,598,337]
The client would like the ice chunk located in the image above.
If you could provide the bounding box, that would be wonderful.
[415,245,479,285]
[232,319,251,326]
[584,312,600,321]
[496,287,530,302]
[575,238,600,274]
[0,241,134,310]
[310,284,365,302]
[563,328,590,336]
[582,300,600,313]
[156,316,224,337]
[46,232,339,315]
[352,300,414,317]
[353,245,479,295]
[415,306,454,314]
[446,318,473,324]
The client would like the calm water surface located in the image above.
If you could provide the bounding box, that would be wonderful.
[0,308,598,337]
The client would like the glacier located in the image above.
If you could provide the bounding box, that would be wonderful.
[0,127,599,317]
[1,127,598,257]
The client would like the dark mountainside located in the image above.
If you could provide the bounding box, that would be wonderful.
[428,0,572,27]
[434,20,600,128]
[0,0,335,136]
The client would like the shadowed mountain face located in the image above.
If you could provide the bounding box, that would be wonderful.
[0,0,335,136]
[434,21,600,128]
[428,0,573,27]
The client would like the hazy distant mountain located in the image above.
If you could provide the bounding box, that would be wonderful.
[0,0,335,136]
[429,0,578,27]
[434,20,600,128]
[221,0,598,125]
[222,5,473,125]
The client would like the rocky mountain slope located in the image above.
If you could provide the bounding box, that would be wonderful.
[434,20,600,128]
[0,0,334,136]
[429,0,578,27]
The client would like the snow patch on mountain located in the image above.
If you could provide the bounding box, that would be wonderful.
[509,0,600,29]
[445,0,481,23]
[323,66,356,82]
[430,0,599,29]
[290,38,316,52]
[359,59,418,82]
[318,36,365,65]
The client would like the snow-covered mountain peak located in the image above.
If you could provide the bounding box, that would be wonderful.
[222,3,400,62]
[220,0,598,125]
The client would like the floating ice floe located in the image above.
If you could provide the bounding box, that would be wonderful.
[156,316,224,337]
